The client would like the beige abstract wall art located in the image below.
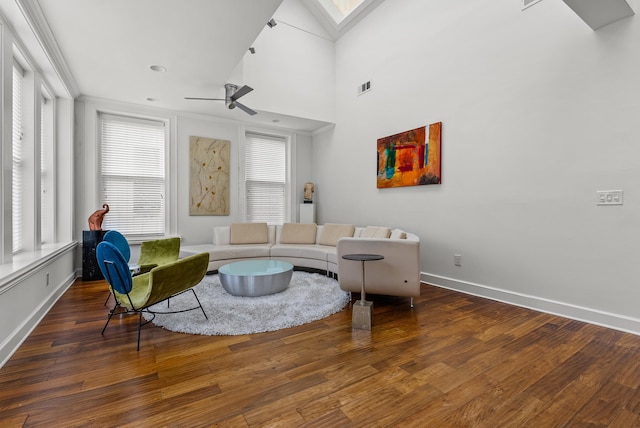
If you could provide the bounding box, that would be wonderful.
[189,136,230,215]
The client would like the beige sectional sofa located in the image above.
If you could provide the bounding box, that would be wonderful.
[180,222,421,305]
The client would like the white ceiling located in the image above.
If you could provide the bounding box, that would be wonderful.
[7,1,629,133]
[28,0,335,132]
[35,0,283,119]
[37,0,281,100]
[4,0,390,133]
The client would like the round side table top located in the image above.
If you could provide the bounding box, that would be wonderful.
[341,254,384,262]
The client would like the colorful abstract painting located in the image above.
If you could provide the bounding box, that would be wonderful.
[376,122,442,188]
[189,136,230,215]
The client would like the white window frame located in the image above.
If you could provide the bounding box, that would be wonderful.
[12,61,24,254]
[239,129,294,224]
[97,112,170,239]
[0,13,74,266]
[40,86,55,244]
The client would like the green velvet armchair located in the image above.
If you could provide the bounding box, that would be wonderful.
[97,241,209,350]
[137,236,181,274]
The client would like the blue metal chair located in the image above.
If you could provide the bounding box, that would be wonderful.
[103,230,131,262]
[101,230,132,306]
[96,241,209,350]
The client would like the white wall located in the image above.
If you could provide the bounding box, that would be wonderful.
[0,244,76,367]
[312,0,640,332]
[0,4,77,366]
[175,116,242,246]
[74,99,314,251]
[176,118,314,245]
[242,0,335,123]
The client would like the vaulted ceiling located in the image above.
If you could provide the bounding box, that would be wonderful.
[2,0,384,133]
[32,0,286,123]
[3,0,631,133]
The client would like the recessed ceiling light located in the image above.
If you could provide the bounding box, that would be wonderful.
[149,65,166,72]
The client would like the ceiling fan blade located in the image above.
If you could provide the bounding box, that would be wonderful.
[234,101,257,116]
[231,85,253,101]
[184,97,226,101]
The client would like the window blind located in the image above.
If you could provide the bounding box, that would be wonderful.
[99,113,166,237]
[245,133,286,224]
[12,64,23,253]
[40,96,51,243]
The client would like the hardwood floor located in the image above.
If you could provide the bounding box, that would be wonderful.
[1,277,640,427]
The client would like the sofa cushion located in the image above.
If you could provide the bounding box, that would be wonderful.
[270,244,329,260]
[212,244,271,260]
[180,244,215,259]
[280,223,317,244]
[230,223,268,244]
[361,226,391,238]
[326,247,339,265]
[318,223,355,246]
[390,229,407,239]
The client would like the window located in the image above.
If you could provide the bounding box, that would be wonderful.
[324,0,366,21]
[314,0,372,25]
[40,93,54,243]
[99,113,166,238]
[244,132,288,224]
[12,64,24,253]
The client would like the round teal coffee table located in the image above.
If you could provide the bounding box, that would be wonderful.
[219,260,294,297]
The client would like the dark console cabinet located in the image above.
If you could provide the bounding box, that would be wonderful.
[82,230,108,280]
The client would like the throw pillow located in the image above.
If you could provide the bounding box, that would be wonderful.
[318,223,355,246]
[280,223,317,244]
[213,226,230,245]
[390,229,407,239]
[361,226,391,238]
[230,223,269,244]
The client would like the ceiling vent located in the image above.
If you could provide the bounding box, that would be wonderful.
[357,80,371,96]
[522,0,543,10]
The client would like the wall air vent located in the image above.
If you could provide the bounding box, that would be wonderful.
[522,0,543,10]
[357,80,371,96]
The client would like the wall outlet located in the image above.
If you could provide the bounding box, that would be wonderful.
[454,254,462,266]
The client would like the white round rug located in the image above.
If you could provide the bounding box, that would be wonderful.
[143,271,351,335]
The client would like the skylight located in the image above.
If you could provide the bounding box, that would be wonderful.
[318,0,367,24]
[304,0,384,39]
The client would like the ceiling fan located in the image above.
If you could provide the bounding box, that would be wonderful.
[185,83,257,116]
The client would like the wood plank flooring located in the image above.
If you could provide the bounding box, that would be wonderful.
[1,277,640,427]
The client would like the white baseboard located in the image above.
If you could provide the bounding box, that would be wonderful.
[422,272,640,336]
[0,273,76,368]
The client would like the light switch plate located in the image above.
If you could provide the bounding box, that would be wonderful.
[596,190,623,206]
